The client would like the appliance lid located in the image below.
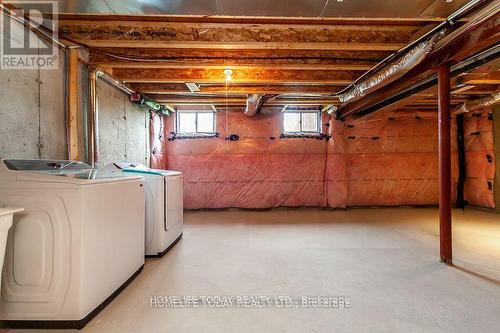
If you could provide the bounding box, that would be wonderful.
[113,162,148,170]
[35,169,138,180]
[113,162,172,176]
[4,159,92,171]
[2,159,143,184]
[108,162,182,177]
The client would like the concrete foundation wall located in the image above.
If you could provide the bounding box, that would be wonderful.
[0,19,67,160]
[0,17,150,165]
[96,79,150,167]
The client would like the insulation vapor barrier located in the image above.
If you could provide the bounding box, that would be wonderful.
[463,108,495,208]
[151,108,494,210]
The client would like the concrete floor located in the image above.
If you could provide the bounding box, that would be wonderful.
[3,207,500,333]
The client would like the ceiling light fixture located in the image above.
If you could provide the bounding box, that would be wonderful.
[224,68,233,81]
[445,0,453,2]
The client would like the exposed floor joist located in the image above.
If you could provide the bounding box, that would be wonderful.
[112,68,359,84]
[53,13,441,103]
[94,61,374,71]
[52,11,498,108]
[77,41,408,51]
[148,96,340,106]
[56,14,449,25]
[130,83,344,95]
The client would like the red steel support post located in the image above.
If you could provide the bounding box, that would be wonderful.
[438,63,452,264]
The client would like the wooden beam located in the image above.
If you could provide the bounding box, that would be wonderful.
[151,97,339,105]
[451,85,475,94]
[59,21,418,46]
[90,48,393,61]
[113,68,358,84]
[453,90,498,95]
[460,71,500,85]
[90,49,378,67]
[66,48,79,161]
[130,83,343,95]
[75,40,406,51]
[94,61,372,71]
[56,14,448,26]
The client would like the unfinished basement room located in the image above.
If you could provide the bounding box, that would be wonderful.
[0,0,499,332]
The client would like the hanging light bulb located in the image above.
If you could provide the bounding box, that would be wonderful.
[224,68,233,81]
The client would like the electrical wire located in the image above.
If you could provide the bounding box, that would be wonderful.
[319,0,329,18]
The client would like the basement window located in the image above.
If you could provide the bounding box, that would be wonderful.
[282,108,321,135]
[176,110,216,136]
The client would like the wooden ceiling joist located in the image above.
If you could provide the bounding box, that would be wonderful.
[59,21,419,46]
[75,40,407,51]
[113,68,359,84]
[130,83,344,95]
[52,11,497,112]
[56,14,449,26]
[90,50,378,67]
[90,48,393,61]
[150,97,340,106]
[94,61,373,71]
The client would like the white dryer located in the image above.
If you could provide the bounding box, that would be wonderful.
[106,163,183,257]
[0,159,145,329]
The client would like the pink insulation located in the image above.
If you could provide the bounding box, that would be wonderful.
[463,108,495,208]
[326,110,458,208]
[150,108,494,209]
[152,111,328,209]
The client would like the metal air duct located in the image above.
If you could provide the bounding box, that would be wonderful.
[454,92,500,115]
[244,94,267,116]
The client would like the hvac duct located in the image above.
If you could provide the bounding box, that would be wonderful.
[244,94,266,116]
[338,31,445,103]
[336,0,487,104]
[338,45,500,120]
[454,92,500,115]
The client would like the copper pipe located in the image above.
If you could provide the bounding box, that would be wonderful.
[438,63,452,264]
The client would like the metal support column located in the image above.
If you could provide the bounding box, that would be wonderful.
[439,63,452,264]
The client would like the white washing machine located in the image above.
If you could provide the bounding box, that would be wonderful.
[0,159,145,329]
[106,163,183,257]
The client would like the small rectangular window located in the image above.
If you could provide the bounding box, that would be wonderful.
[282,109,320,134]
[176,110,215,135]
